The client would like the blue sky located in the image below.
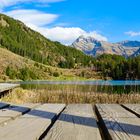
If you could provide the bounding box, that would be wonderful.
[1,0,140,44]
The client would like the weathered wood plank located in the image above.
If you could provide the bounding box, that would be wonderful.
[0,103,39,125]
[0,83,19,93]
[0,102,9,109]
[96,104,140,140]
[122,104,140,117]
[44,104,101,140]
[0,104,65,140]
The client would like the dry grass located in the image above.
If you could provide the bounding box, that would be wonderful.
[0,47,101,81]
[1,88,140,104]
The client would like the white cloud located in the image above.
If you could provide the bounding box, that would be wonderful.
[26,25,108,45]
[3,9,108,45]
[0,0,108,45]
[84,31,108,41]
[0,0,64,8]
[125,31,140,37]
[4,9,58,26]
[38,0,65,3]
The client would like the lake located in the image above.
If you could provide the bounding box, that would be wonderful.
[16,80,140,94]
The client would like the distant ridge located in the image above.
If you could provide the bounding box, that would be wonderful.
[71,36,140,57]
[131,48,140,57]
[117,40,140,47]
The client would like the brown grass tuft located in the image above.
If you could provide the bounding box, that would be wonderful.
[1,88,140,104]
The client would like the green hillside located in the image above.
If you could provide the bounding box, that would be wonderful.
[0,13,95,69]
[1,13,140,81]
[0,47,101,81]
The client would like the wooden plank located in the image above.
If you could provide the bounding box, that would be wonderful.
[0,104,65,140]
[0,83,19,93]
[22,103,65,119]
[0,103,39,125]
[122,104,140,117]
[44,104,101,140]
[96,104,140,140]
[0,102,9,109]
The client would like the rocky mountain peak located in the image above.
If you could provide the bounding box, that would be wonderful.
[117,40,140,47]
[71,36,140,57]
[132,48,140,57]
[72,36,102,52]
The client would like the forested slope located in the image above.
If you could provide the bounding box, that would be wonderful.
[0,13,140,80]
[0,14,95,69]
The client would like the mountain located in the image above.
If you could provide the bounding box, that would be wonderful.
[117,40,140,47]
[131,48,140,57]
[71,36,140,57]
[0,13,94,69]
[1,13,140,81]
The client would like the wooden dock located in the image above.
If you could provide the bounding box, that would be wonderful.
[0,103,139,140]
[0,83,19,93]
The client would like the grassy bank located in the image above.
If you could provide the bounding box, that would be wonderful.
[0,47,102,81]
[1,88,140,104]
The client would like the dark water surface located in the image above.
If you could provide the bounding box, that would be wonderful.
[14,80,140,94]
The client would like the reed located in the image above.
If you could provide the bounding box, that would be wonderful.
[1,87,140,104]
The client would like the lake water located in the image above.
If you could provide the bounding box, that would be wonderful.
[19,80,140,86]
[15,80,140,94]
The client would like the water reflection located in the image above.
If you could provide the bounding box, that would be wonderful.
[16,80,140,94]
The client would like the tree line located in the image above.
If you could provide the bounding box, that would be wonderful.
[94,54,140,80]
